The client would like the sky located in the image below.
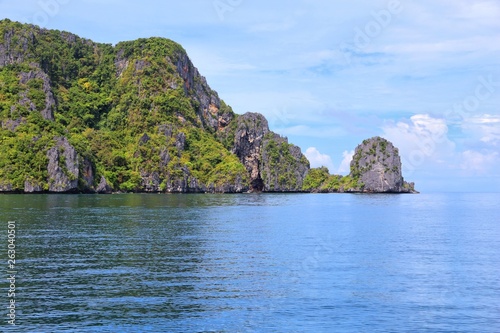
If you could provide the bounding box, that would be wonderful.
[1,0,499,192]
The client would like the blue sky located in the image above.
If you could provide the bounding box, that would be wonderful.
[2,0,499,192]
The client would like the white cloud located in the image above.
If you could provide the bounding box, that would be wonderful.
[337,150,354,175]
[463,114,500,146]
[382,114,453,152]
[305,147,335,172]
[381,114,456,173]
[461,150,499,174]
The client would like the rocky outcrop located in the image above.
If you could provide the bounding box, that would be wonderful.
[0,182,14,192]
[260,133,310,192]
[232,112,309,192]
[1,118,26,131]
[350,137,416,193]
[24,180,43,193]
[113,40,235,134]
[0,66,56,130]
[46,137,79,192]
[208,175,248,193]
[175,51,234,132]
[232,113,269,191]
[0,21,34,66]
[96,176,113,194]
[18,69,55,120]
[161,166,204,193]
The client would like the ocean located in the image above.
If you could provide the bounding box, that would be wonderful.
[1,193,499,332]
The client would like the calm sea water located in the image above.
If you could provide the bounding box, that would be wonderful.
[1,193,499,332]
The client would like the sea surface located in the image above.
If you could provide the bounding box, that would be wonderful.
[1,193,499,333]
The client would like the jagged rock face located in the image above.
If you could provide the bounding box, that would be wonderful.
[0,25,34,66]
[96,176,113,194]
[175,52,234,132]
[46,137,79,192]
[1,67,56,130]
[1,118,26,131]
[260,134,310,192]
[24,180,43,193]
[18,69,55,120]
[232,112,309,192]
[350,136,415,193]
[0,21,309,194]
[0,183,14,192]
[232,113,269,191]
[160,166,205,193]
[140,171,163,193]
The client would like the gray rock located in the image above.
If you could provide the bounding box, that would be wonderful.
[159,124,175,138]
[24,180,43,193]
[0,23,34,67]
[114,49,129,78]
[208,174,248,193]
[159,148,170,168]
[96,176,113,194]
[0,23,55,121]
[17,69,56,121]
[175,52,234,132]
[175,132,186,154]
[350,136,416,193]
[46,137,79,192]
[260,133,310,192]
[140,171,162,192]
[232,113,269,191]
[139,133,150,145]
[232,112,309,192]
[1,118,26,131]
[0,182,14,192]
[163,166,206,193]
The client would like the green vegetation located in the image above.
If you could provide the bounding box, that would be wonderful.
[0,130,53,190]
[302,167,361,192]
[0,19,248,192]
[261,134,307,190]
[302,167,330,191]
[185,128,248,188]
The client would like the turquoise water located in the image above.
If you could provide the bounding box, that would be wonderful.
[1,193,499,332]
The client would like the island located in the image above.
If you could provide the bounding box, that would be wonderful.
[0,19,416,194]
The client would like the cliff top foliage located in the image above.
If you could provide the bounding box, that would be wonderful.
[0,19,244,192]
[1,19,312,193]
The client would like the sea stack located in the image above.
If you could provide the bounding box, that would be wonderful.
[350,137,417,193]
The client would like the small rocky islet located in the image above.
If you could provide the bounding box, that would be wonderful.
[0,19,416,194]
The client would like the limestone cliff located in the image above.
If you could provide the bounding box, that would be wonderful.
[350,137,416,193]
[302,137,417,193]
[46,137,79,192]
[0,20,416,194]
[232,113,268,191]
[232,113,309,192]
[0,20,305,194]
